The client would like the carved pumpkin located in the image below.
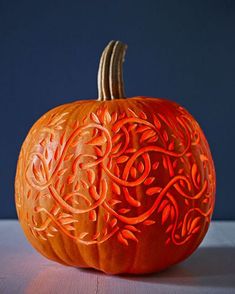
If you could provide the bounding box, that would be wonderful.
[15,41,216,274]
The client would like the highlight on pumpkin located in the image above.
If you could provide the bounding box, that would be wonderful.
[15,41,216,274]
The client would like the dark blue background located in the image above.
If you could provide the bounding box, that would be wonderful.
[0,0,234,219]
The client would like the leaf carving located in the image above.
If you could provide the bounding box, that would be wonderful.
[103,109,111,124]
[147,135,159,143]
[54,146,60,160]
[139,111,147,119]
[140,130,156,143]
[152,161,159,170]
[124,225,140,232]
[67,175,75,184]
[191,226,201,234]
[127,124,137,132]
[112,142,122,154]
[162,156,168,169]
[92,232,100,240]
[119,112,126,119]
[144,177,155,185]
[137,161,144,173]
[90,113,100,124]
[60,131,66,145]
[143,220,156,226]
[94,146,103,157]
[197,174,201,185]
[130,166,137,178]
[185,199,189,206]
[44,148,49,160]
[116,156,129,164]
[168,141,175,151]
[86,134,106,146]
[112,182,121,195]
[161,205,171,224]
[89,210,97,222]
[107,199,121,206]
[165,237,171,245]
[81,180,89,189]
[89,185,100,200]
[127,108,138,117]
[114,164,120,177]
[157,200,168,213]
[48,159,52,170]
[64,154,74,161]
[117,232,128,246]
[60,217,78,225]
[109,218,118,228]
[54,125,63,131]
[111,112,118,123]
[118,208,131,214]
[125,148,137,153]
[152,114,161,129]
[163,130,169,142]
[64,225,76,231]
[112,133,123,144]
[57,168,67,176]
[74,181,80,191]
[79,232,89,239]
[146,187,162,196]
[191,163,199,188]
[166,224,173,233]
[121,230,138,242]
[50,226,58,232]
[136,126,151,133]
[189,217,201,233]
[87,169,95,184]
[27,190,31,199]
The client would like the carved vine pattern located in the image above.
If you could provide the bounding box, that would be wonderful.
[16,105,215,246]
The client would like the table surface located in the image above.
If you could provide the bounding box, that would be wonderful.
[0,220,235,294]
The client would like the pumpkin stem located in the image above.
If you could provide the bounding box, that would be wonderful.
[97,40,127,100]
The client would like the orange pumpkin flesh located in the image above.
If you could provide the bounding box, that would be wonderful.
[15,41,216,274]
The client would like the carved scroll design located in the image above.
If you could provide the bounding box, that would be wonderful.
[19,105,215,246]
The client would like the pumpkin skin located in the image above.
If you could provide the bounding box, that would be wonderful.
[15,42,216,275]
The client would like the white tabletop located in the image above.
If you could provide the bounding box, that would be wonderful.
[0,220,235,294]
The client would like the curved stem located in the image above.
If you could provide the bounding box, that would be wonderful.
[97,40,127,100]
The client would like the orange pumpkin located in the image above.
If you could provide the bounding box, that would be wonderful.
[15,41,216,274]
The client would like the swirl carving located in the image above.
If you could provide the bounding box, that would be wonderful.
[16,104,215,247]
